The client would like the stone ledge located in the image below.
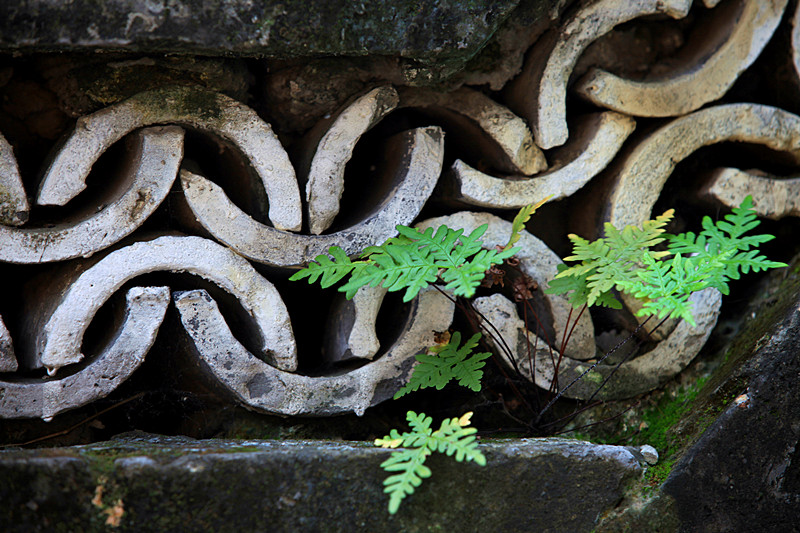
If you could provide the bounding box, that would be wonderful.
[0,433,643,532]
[0,0,520,62]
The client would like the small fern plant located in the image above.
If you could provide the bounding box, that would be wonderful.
[289,224,518,302]
[374,411,486,514]
[546,196,786,326]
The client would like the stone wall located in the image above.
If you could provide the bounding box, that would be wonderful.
[2,0,800,530]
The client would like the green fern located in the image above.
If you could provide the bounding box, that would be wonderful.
[394,332,492,399]
[375,411,486,514]
[546,196,786,326]
[291,223,519,301]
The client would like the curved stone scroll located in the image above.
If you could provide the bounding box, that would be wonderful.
[180,126,444,267]
[37,86,302,232]
[415,211,596,361]
[504,0,691,149]
[703,168,800,220]
[398,87,547,176]
[446,112,635,209]
[0,287,170,420]
[21,235,297,375]
[174,286,454,416]
[299,86,400,235]
[605,104,800,229]
[0,127,184,264]
[0,132,28,227]
[575,0,787,117]
[473,289,721,401]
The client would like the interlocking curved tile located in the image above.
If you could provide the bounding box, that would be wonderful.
[704,167,800,220]
[0,127,183,263]
[504,0,691,149]
[22,235,297,374]
[575,0,787,117]
[447,112,635,209]
[37,85,302,232]
[298,86,400,235]
[0,287,170,420]
[181,127,443,267]
[174,286,454,416]
[398,87,547,175]
[605,104,800,229]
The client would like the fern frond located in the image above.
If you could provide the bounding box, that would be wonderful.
[394,332,491,399]
[375,411,486,514]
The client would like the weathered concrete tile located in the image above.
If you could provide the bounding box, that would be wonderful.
[297,86,399,235]
[0,127,184,264]
[575,0,787,117]
[181,126,443,268]
[504,0,690,149]
[174,286,453,416]
[446,111,635,209]
[21,235,296,375]
[37,86,301,232]
[0,286,169,420]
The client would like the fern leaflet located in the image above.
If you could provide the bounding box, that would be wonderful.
[375,411,485,514]
[394,332,491,399]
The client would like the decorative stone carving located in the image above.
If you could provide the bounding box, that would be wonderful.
[36,85,302,232]
[575,0,787,117]
[298,86,400,235]
[180,126,443,267]
[323,286,387,364]
[0,127,184,263]
[504,0,691,149]
[398,87,547,175]
[445,112,635,209]
[21,235,297,375]
[174,286,453,416]
[0,132,28,227]
[605,103,800,229]
[0,287,170,420]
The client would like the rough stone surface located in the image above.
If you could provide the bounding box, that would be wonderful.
[399,86,547,175]
[174,286,453,416]
[0,1,521,67]
[0,287,170,420]
[37,85,301,232]
[599,261,800,532]
[504,0,690,149]
[575,0,787,117]
[0,316,17,373]
[0,432,642,533]
[0,126,184,264]
[181,127,443,267]
[446,111,635,209]
[704,167,800,220]
[21,235,296,374]
[299,86,399,234]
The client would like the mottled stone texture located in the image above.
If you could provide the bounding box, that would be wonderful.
[0,0,519,64]
[0,434,642,533]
